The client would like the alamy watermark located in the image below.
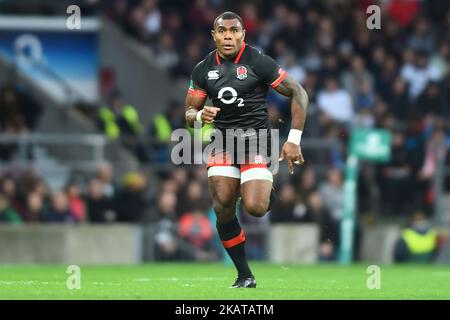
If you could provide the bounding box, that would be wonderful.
[366,265,381,289]
[66,5,81,30]
[366,5,381,30]
[66,265,81,290]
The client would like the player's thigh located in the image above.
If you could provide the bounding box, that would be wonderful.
[207,148,240,209]
[240,179,272,210]
[208,175,240,209]
[240,164,273,212]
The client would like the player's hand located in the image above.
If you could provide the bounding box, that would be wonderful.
[201,106,221,123]
[278,142,304,174]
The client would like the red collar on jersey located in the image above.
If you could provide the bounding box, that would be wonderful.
[215,41,246,65]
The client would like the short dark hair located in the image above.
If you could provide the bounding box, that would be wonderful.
[213,11,243,29]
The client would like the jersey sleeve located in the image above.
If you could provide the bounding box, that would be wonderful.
[188,61,208,98]
[253,51,288,89]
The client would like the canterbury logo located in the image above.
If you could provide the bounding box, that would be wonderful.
[208,70,219,80]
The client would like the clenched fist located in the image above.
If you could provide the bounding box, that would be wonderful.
[200,106,221,124]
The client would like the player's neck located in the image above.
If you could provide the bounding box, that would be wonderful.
[217,42,245,60]
[218,51,238,60]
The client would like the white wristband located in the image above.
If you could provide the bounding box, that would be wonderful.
[196,110,204,123]
[287,129,302,145]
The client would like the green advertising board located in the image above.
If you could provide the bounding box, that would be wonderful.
[339,128,392,264]
[349,128,392,162]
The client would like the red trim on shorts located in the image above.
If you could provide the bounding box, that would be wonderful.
[271,68,288,88]
[222,229,246,248]
[188,88,207,98]
[240,163,268,172]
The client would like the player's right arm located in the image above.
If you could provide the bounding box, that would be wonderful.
[185,62,220,127]
[184,86,220,127]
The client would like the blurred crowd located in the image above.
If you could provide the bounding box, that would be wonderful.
[0,160,353,261]
[0,162,223,261]
[0,0,449,262]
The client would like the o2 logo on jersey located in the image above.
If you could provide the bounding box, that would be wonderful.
[218,87,244,107]
[236,66,247,80]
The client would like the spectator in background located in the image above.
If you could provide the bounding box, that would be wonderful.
[316,16,336,54]
[187,0,216,32]
[66,182,86,223]
[123,2,148,40]
[148,100,184,162]
[173,41,203,78]
[0,86,27,134]
[417,128,447,214]
[169,168,193,214]
[430,41,450,80]
[0,86,26,160]
[153,190,199,261]
[122,0,161,43]
[318,54,340,83]
[42,192,76,223]
[294,166,318,203]
[320,169,344,222]
[22,192,44,223]
[142,0,161,39]
[155,32,179,71]
[270,183,311,223]
[171,167,189,193]
[95,163,117,198]
[280,51,306,85]
[386,0,420,27]
[389,77,410,120]
[31,179,50,212]
[394,210,438,263]
[98,91,148,161]
[98,91,144,140]
[178,209,218,261]
[341,55,374,99]
[305,191,338,261]
[401,50,441,100]
[160,178,179,194]
[416,81,448,117]
[153,190,178,222]
[86,178,116,223]
[115,172,150,222]
[352,79,376,129]
[375,54,399,103]
[407,16,436,53]
[0,177,25,218]
[153,191,181,260]
[0,194,22,224]
[378,130,414,215]
[317,77,353,125]
[177,179,208,217]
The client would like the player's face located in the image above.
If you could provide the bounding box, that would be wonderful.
[212,18,245,58]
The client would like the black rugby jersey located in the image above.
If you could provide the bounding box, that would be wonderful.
[188,42,287,131]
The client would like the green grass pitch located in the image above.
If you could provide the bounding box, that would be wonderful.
[1,263,449,299]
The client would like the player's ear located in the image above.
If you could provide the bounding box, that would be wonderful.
[241,29,246,42]
[211,30,216,42]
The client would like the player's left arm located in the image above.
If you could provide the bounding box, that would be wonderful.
[272,74,309,174]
